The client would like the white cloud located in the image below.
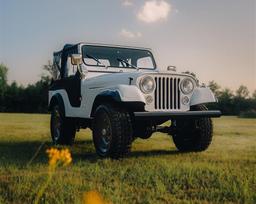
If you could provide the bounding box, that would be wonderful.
[120,29,142,38]
[137,0,171,23]
[122,0,133,6]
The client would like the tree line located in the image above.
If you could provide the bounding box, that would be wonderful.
[207,81,256,117]
[0,63,50,113]
[0,63,255,116]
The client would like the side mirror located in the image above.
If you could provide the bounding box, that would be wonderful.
[167,65,176,71]
[71,54,87,79]
[71,54,82,65]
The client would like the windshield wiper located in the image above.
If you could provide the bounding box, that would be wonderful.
[86,54,107,67]
[117,58,138,70]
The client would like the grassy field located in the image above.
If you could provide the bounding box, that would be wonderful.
[0,114,255,204]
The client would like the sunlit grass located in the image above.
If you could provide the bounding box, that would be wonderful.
[0,114,255,203]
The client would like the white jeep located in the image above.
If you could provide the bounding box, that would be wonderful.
[49,43,221,158]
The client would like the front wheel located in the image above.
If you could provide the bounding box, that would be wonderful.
[92,104,133,159]
[50,104,76,145]
[172,105,213,152]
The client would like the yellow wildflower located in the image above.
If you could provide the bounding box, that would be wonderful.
[83,191,109,204]
[46,148,72,168]
[59,148,72,166]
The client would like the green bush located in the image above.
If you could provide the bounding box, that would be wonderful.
[239,110,256,118]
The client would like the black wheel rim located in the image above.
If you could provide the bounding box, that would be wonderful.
[94,109,112,154]
[52,107,62,143]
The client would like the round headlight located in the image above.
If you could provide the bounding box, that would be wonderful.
[180,78,194,94]
[140,76,155,94]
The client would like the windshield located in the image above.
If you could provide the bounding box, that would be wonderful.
[82,45,156,69]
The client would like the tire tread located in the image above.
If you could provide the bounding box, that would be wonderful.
[172,105,213,152]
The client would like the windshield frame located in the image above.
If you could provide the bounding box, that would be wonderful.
[81,45,157,70]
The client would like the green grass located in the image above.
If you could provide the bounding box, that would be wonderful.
[0,114,255,204]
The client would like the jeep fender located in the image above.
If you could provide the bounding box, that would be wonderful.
[48,93,65,116]
[115,85,146,102]
[91,85,146,115]
[95,85,146,103]
[190,87,217,106]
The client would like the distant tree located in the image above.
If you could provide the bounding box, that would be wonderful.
[233,85,250,115]
[252,90,256,100]
[250,90,256,112]
[0,63,8,111]
[22,80,49,113]
[217,88,234,115]
[208,81,221,98]
[235,85,249,99]
[248,90,256,113]
[219,88,233,99]
[43,60,59,81]
[0,63,8,97]
[3,82,24,112]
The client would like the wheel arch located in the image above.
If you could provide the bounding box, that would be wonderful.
[90,90,121,117]
[49,93,66,116]
[90,90,145,118]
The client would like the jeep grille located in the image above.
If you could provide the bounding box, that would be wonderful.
[154,77,181,110]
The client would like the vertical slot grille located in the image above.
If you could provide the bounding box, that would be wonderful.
[154,76,181,110]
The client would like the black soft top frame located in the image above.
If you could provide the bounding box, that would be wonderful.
[53,44,79,78]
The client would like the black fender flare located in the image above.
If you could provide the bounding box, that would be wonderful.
[48,94,65,116]
[91,90,145,117]
[91,90,122,117]
[97,90,122,102]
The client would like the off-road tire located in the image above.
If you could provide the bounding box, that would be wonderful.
[92,103,133,159]
[172,105,213,152]
[50,104,76,145]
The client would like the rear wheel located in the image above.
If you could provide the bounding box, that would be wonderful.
[50,104,76,145]
[172,105,213,152]
[92,104,133,159]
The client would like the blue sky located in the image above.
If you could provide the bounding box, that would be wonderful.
[0,0,255,92]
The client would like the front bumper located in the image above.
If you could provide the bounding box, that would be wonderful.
[134,110,222,119]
